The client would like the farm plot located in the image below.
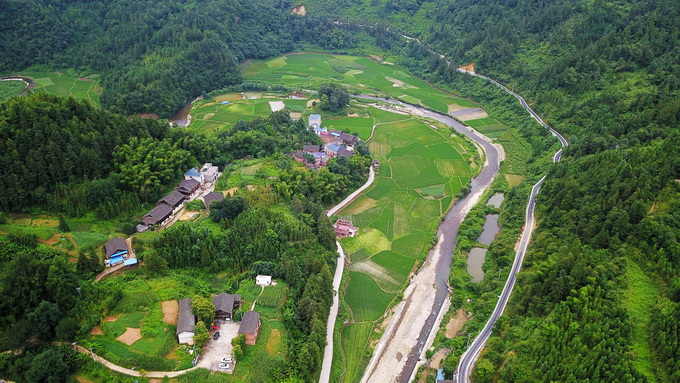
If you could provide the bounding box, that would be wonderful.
[243,53,477,114]
[336,108,473,381]
[19,72,101,105]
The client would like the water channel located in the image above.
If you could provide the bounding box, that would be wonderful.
[356,96,502,383]
[0,76,36,96]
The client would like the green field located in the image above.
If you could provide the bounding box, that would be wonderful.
[334,112,473,381]
[243,53,476,115]
[16,72,101,105]
[0,80,25,102]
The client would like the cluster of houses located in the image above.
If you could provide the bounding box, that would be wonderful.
[136,163,219,232]
[176,293,262,346]
[103,237,138,268]
[291,114,360,169]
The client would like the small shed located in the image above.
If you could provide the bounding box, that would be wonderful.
[238,311,261,345]
[108,255,124,267]
[177,298,196,344]
[123,258,139,269]
[256,275,272,286]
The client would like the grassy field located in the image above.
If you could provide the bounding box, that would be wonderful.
[15,72,101,105]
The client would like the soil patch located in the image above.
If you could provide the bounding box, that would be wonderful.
[266,328,282,354]
[445,308,468,338]
[457,111,489,121]
[104,314,121,322]
[75,376,94,383]
[78,77,94,82]
[459,63,475,73]
[370,55,383,62]
[40,233,62,245]
[269,100,285,112]
[347,113,359,117]
[447,104,467,114]
[291,4,306,15]
[224,187,239,197]
[290,112,302,120]
[162,300,179,325]
[306,99,319,107]
[428,348,450,369]
[505,174,524,188]
[90,326,103,335]
[116,327,142,345]
[178,210,200,221]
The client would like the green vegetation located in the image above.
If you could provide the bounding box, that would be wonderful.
[0,80,25,102]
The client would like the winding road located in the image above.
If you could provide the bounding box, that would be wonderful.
[453,71,568,382]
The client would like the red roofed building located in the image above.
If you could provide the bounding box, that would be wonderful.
[333,219,358,238]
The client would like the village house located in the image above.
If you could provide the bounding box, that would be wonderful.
[104,237,128,267]
[213,293,241,320]
[340,132,359,147]
[184,168,204,183]
[139,203,174,229]
[337,147,354,158]
[200,163,219,183]
[203,191,224,211]
[256,275,272,286]
[308,114,321,130]
[238,311,261,345]
[324,143,343,158]
[333,219,358,238]
[313,152,330,167]
[314,125,328,135]
[177,298,196,344]
[176,179,201,197]
[303,144,320,153]
[157,190,186,212]
[372,159,381,170]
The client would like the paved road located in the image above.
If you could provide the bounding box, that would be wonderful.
[453,72,568,382]
[319,166,376,383]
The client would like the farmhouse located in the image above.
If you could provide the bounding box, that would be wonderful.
[157,190,186,211]
[324,143,343,157]
[337,147,354,158]
[184,168,203,183]
[314,125,328,135]
[140,203,174,228]
[308,114,321,130]
[238,311,261,345]
[213,293,241,320]
[177,298,196,344]
[334,219,358,238]
[340,132,358,147]
[256,275,272,286]
[303,144,320,153]
[176,179,201,196]
[104,237,128,259]
[203,191,224,211]
[372,159,381,170]
[200,163,219,182]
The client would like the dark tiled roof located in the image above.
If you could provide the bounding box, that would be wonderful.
[238,311,260,335]
[303,145,320,153]
[213,293,241,315]
[338,148,354,158]
[141,204,173,225]
[104,237,127,257]
[203,192,224,210]
[176,179,201,194]
[340,132,357,144]
[157,190,186,208]
[177,298,196,334]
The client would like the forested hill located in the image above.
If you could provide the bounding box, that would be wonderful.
[0,0,298,117]
[302,0,680,381]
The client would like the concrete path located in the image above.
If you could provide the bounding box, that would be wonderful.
[319,166,376,383]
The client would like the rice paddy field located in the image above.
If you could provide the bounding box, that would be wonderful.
[242,53,477,115]
[334,111,474,383]
[16,72,101,105]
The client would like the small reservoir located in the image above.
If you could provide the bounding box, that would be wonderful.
[487,193,504,208]
[477,214,500,246]
[467,248,488,282]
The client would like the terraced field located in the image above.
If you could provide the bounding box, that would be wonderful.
[17,72,101,105]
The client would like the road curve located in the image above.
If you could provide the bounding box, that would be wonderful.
[319,166,376,383]
[454,72,568,382]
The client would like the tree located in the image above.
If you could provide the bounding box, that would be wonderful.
[303,152,316,165]
[27,301,62,341]
[211,196,250,222]
[232,333,246,349]
[194,321,209,349]
[144,251,169,276]
[232,344,243,361]
[191,295,215,323]
[24,349,71,383]
[318,84,349,112]
[58,215,70,232]
[55,318,79,342]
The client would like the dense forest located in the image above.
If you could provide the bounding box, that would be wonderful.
[0,0,354,117]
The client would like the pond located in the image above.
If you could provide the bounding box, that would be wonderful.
[477,214,500,246]
[467,247,487,282]
[487,193,504,208]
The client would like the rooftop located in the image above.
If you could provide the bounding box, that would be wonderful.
[177,297,196,334]
[104,237,127,257]
[239,311,261,335]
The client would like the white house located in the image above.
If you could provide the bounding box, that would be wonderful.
[308,114,321,130]
[200,163,219,183]
[256,275,272,286]
[184,168,204,183]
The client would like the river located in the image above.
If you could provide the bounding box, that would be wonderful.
[355,96,502,383]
